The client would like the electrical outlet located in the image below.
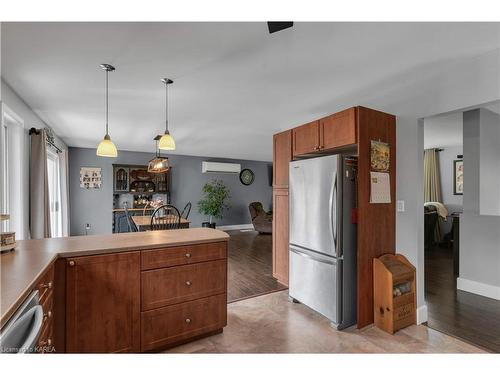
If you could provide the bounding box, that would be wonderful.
[397,200,405,212]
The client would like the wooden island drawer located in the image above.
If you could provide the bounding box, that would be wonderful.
[35,264,54,304]
[141,242,226,270]
[141,294,226,352]
[142,260,226,310]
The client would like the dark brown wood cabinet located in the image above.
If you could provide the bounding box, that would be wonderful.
[292,110,357,158]
[141,260,226,310]
[292,120,320,157]
[141,294,226,352]
[273,130,292,188]
[272,188,289,286]
[65,251,141,353]
[320,107,357,151]
[272,105,396,329]
[36,263,55,353]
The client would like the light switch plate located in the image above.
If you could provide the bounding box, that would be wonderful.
[397,200,405,212]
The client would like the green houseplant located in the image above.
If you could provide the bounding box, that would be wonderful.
[198,179,231,228]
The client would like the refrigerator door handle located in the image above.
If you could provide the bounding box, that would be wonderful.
[331,173,338,252]
[290,247,337,266]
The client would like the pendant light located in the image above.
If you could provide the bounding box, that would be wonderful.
[148,135,170,173]
[158,78,176,150]
[96,64,118,157]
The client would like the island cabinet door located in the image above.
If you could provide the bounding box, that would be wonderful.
[65,251,141,353]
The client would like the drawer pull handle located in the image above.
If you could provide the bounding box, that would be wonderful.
[185,253,191,258]
[40,282,53,289]
[69,260,76,267]
[43,311,52,320]
[185,281,192,286]
[40,338,52,347]
[185,318,191,324]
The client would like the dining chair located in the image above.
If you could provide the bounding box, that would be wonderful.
[150,204,181,231]
[124,203,138,232]
[180,202,192,220]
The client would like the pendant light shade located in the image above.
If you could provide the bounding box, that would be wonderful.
[97,134,118,157]
[159,78,176,151]
[148,135,170,173]
[96,64,118,157]
[158,131,176,150]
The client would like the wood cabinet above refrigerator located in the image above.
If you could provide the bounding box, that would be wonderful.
[291,108,358,159]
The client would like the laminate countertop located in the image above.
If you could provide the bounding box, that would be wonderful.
[0,228,229,329]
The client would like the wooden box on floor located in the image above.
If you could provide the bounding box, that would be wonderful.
[373,254,416,334]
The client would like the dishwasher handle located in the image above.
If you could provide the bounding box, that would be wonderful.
[19,305,44,353]
[1,305,44,354]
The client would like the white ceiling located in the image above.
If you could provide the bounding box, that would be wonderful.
[2,22,500,161]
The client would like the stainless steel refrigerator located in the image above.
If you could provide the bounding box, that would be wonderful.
[289,154,357,329]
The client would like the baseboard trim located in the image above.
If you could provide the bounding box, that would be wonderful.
[457,277,500,300]
[416,304,428,324]
[217,224,254,231]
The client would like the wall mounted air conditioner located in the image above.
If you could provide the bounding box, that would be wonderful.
[202,161,241,174]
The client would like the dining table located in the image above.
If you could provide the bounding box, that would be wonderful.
[131,215,190,231]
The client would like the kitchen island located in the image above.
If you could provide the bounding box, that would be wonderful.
[1,228,229,353]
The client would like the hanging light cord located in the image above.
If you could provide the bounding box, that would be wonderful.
[105,68,109,136]
[165,81,169,133]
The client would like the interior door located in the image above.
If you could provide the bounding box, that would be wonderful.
[289,155,337,256]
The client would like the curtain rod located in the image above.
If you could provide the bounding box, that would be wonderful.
[29,127,62,154]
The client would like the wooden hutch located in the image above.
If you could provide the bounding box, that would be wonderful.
[112,164,171,233]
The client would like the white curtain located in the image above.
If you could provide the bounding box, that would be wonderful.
[60,149,70,236]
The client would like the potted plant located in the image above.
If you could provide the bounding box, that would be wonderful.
[198,179,230,229]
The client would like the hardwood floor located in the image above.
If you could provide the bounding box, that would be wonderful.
[226,230,287,302]
[425,245,500,352]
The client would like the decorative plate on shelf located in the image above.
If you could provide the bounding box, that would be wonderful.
[239,169,255,186]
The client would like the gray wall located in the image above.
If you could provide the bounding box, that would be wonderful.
[396,117,425,311]
[460,109,500,292]
[69,147,272,235]
[479,109,500,215]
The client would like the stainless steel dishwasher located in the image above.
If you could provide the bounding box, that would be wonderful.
[0,290,44,353]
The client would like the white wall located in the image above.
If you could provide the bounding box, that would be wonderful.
[458,109,500,300]
[0,79,67,239]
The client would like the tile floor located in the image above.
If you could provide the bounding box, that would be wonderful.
[166,290,485,353]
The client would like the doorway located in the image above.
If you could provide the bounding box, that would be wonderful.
[423,103,500,353]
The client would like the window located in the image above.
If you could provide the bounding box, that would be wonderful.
[47,148,63,237]
[1,104,25,238]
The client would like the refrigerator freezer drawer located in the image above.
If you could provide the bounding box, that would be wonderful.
[289,247,341,324]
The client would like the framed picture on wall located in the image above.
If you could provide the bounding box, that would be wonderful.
[80,167,102,189]
[453,160,463,195]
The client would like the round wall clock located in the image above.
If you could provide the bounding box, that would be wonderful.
[239,169,255,186]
